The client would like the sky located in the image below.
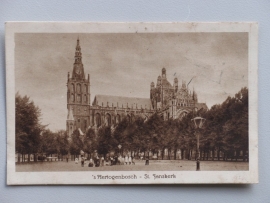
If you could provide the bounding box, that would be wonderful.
[15,32,248,131]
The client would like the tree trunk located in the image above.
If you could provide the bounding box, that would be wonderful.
[181,149,184,160]
[174,149,177,160]
[217,150,220,161]
[18,153,20,163]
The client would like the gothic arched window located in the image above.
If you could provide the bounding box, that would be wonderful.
[77,94,81,102]
[95,113,101,127]
[71,93,75,102]
[77,84,81,93]
[105,113,111,126]
[71,83,75,92]
[116,114,121,124]
[84,84,87,92]
[84,94,87,102]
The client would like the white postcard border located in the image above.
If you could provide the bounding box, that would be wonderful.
[5,22,258,185]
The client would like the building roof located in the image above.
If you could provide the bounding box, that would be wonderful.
[92,95,152,110]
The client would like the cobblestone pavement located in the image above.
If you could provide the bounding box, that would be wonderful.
[16,159,249,172]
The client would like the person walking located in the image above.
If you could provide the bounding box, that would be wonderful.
[95,156,100,167]
[81,156,84,167]
[125,155,128,165]
[88,158,94,167]
[101,156,104,167]
[128,155,132,165]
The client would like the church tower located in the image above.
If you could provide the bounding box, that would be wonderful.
[66,38,90,136]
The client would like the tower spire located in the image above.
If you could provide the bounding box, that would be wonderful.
[72,38,85,80]
[75,37,82,64]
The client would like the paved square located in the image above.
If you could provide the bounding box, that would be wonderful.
[16,160,248,172]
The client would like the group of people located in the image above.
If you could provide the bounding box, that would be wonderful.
[109,155,135,166]
[75,155,135,167]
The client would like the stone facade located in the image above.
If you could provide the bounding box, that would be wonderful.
[66,39,207,136]
[150,67,207,120]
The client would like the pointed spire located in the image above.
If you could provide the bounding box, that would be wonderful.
[72,38,85,80]
[75,37,82,64]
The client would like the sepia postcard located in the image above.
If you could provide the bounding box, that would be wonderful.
[5,22,258,185]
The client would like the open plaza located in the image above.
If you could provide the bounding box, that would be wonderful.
[16,159,248,172]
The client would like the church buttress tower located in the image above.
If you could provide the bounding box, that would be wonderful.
[66,38,90,136]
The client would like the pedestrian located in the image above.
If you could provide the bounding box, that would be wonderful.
[121,156,125,165]
[88,158,94,167]
[125,155,128,165]
[128,155,132,165]
[81,156,84,167]
[114,155,118,165]
[75,158,78,164]
[145,156,149,165]
[110,157,114,166]
[101,156,104,167]
[131,156,135,165]
[96,156,100,167]
[118,155,121,165]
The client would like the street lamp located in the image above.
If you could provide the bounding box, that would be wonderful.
[145,139,150,165]
[191,116,206,171]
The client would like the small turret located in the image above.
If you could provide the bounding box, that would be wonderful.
[174,77,178,92]
[157,76,161,86]
[162,67,166,78]
[151,81,155,89]
[182,80,186,89]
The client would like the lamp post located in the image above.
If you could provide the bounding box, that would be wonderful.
[191,116,206,171]
[145,139,150,165]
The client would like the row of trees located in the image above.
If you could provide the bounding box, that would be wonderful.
[70,87,248,162]
[16,93,70,162]
[16,87,248,162]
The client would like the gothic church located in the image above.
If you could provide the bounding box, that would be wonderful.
[66,39,207,136]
